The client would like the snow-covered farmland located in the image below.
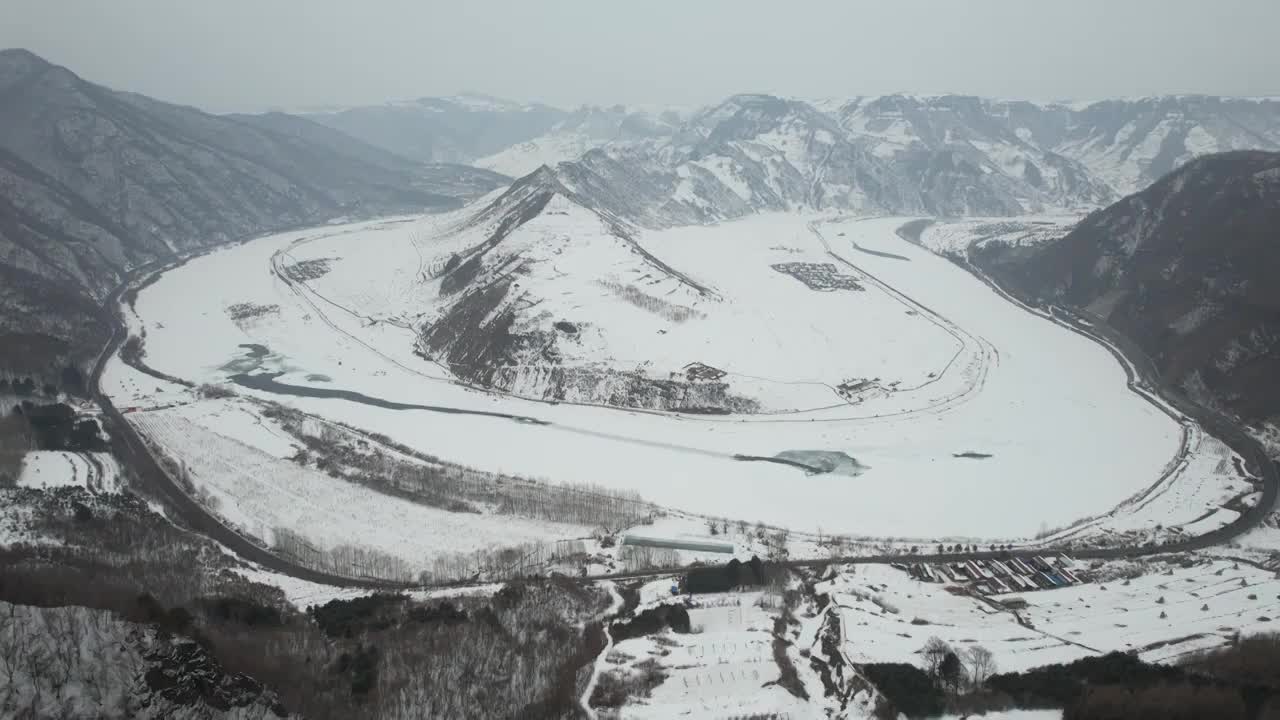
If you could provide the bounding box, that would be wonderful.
[128,407,589,577]
[18,451,120,493]
[603,589,843,719]
[823,557,1280,674]
[109,207,1215,540]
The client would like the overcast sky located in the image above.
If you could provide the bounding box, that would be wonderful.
[5,0,1278,113]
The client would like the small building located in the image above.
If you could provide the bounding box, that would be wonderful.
[682,362,728,382]
[999,597,1029,610]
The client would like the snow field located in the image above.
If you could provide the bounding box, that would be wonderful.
[825,557,1280,675]
[127,407,589,576]
[1009,557,1280,664]
[824,564,1075,673]
[607,590,821,719]
[918,216,1079,255]
[1030,426,1255,549]
[118,210,1203,539]
[18,451,120,493]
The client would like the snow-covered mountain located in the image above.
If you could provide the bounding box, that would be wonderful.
[303,94,568,164]
[472,104,686,177]
[452,94,1280,222]
[1048,96,1280,195]
[978,150,1280,423]
[837,94,1118,207]
[0,48,506,378]
[514,94,1111,225]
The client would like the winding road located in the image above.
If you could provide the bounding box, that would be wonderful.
[92,217,1280,592]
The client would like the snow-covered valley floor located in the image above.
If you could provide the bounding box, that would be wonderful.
[103,211,1248,544]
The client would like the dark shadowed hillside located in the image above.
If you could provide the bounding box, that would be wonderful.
[977,150,1280,424]
[0,48,506,380]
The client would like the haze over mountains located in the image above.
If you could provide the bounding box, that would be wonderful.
[7,39,1280,719]
[5,46,1280,429]
[306,90,1280,210]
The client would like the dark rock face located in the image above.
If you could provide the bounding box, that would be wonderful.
[982,150,1280,423]
[140,638,287,716]
[0,48,506,375]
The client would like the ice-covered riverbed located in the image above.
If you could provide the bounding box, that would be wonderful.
[105,213,1215,539]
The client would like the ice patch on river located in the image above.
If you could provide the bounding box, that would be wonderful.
[775,450,868,476]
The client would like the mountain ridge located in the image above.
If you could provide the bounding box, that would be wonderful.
[0,48,506,380]
[973,149,1280,426]
[309,87,1280,218]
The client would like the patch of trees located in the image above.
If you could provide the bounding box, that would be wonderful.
[987,642,1280,720]
[0,414,33,486]
[609,604,691,642]
[1065,683,1253,720]
[332,644,379,698]
[198,597,284,628]
[590,658,668,708]
[684,556,767,594]
[196,383,237,399]
[862,663,946,718]
[1183,632,1280,688]
[865,636,1003,718]
[0,488,616,719]
[0,366,84,399]
[15,402,106,451]
[988,651,1189,709]
[276,408,658,532]
[310,594,408,639]
[406,601,467,626]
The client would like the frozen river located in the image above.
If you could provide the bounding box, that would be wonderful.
[109,213,1187,539]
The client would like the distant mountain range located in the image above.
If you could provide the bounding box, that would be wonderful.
[306,91,1280,211]
[6,46,1280,402]
[0,49,506,378]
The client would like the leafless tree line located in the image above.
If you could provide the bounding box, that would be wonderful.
[285,412,658,531]
[272,524,594,584]
[423,539,590,583]
[598,280,704,323]
[619,545,682,573]
[271,527,419,582]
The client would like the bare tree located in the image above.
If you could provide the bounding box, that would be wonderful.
[966,644,996,691]
[920,636,952,678]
